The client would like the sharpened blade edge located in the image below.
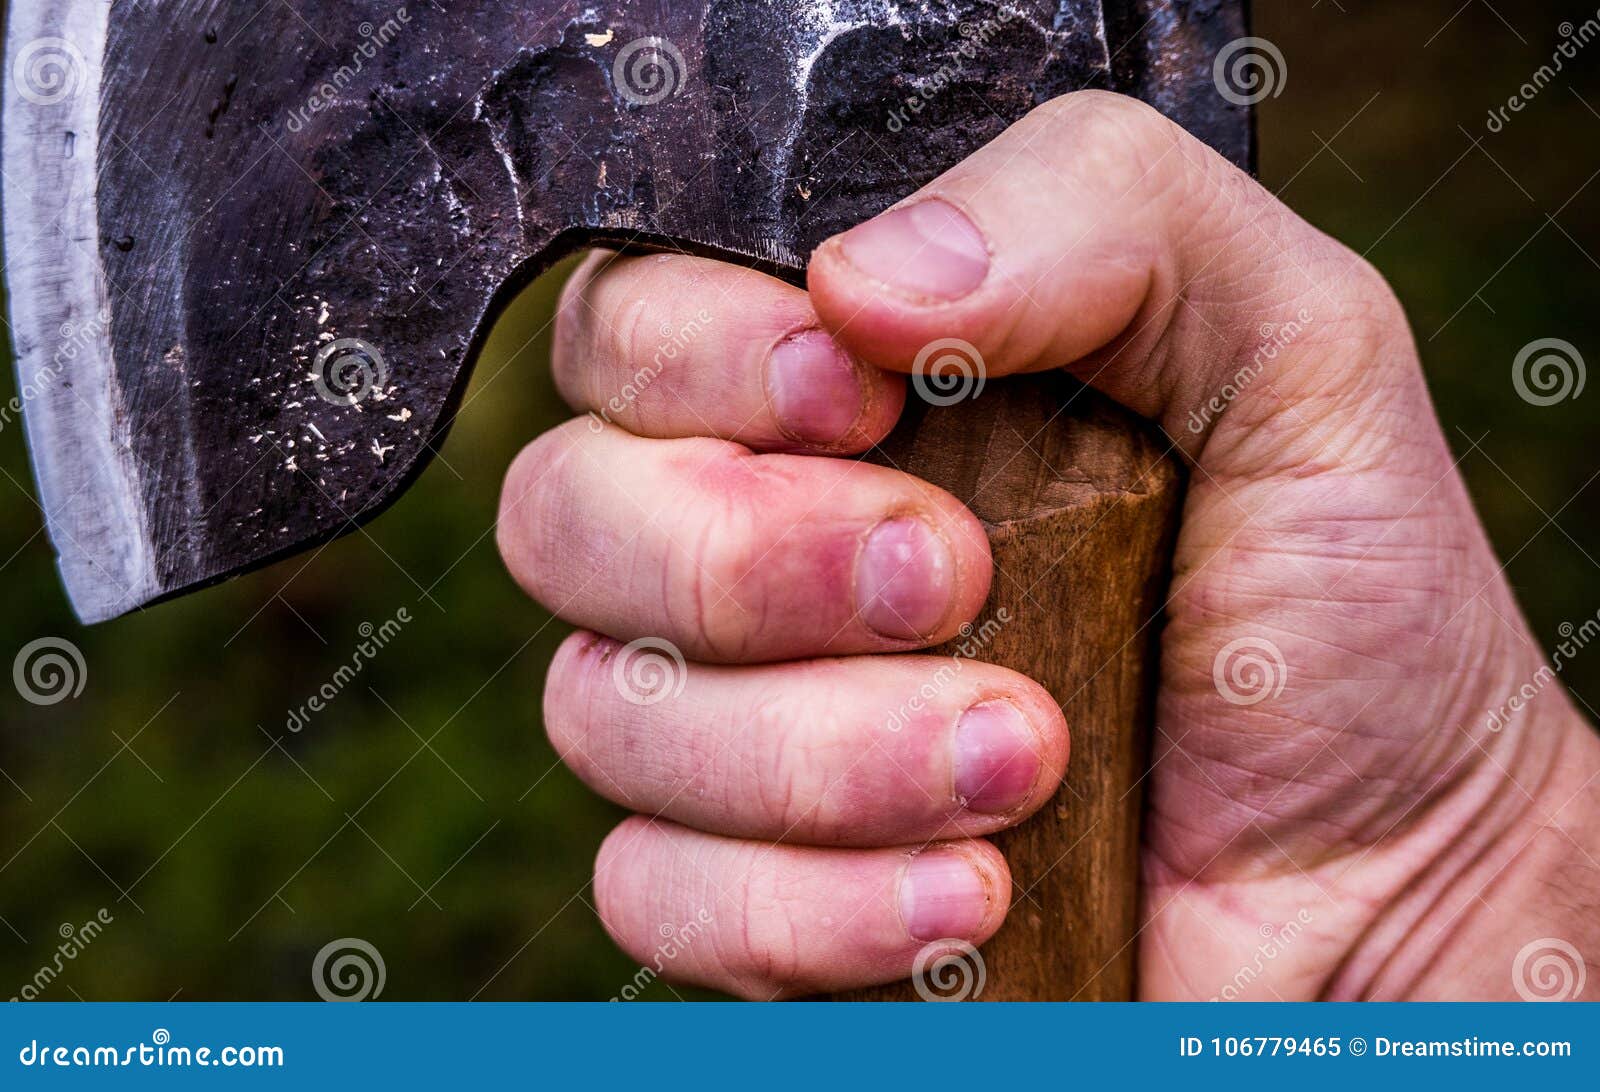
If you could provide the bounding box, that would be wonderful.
[3,0,158,623]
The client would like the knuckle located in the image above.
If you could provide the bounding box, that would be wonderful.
[1032,90,1186,190]
[609,291,657,380]
[606,256,682,368]
[596,259,700,432]
[750,692,859,840]
[1053,89,1171,139]
[746,692,805,827]
[548,632,712,816]
[552,266,587,355]
[1333,249,1407,334]
[718,853,807,994]
[552,253,608,403]
[686,533,758,662]
[661,443,767,659]
[543,631,616,789]
[591,818,646,951]
[1275,237,1408,356]
[495,425,580,599]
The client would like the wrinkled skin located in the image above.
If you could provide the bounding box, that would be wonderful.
[496,92,1600,1000]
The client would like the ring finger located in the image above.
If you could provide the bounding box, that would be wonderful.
[546,631,1069,845]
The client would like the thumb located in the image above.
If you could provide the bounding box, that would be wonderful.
[806,90,1411,459]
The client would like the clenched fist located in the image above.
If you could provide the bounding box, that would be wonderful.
[497,92,1600,1000]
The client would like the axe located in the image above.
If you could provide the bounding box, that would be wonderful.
[4,0,1250,998]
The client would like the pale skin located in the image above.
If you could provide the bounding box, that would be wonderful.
[496,91,1600,1000]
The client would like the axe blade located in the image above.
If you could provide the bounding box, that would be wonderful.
[3,0,1247,623]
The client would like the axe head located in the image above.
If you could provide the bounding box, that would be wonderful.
[3,0,1249,623]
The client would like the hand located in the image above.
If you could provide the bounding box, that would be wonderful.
[497,91,1600,1000]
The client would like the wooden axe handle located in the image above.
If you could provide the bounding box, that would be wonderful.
[838,372,1181,1001]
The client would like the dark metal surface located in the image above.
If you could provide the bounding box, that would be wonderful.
[3,0,1247,621]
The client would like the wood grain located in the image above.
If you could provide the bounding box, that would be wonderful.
[840,373,1182,1001]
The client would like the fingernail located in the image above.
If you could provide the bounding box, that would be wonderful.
[856,517,955,639]
[954,701,1040,815]
[835,199,989,301]
[766,330,865,444]
[899,851,991,941]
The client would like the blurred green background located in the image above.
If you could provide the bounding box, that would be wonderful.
[2,2,1597,1000]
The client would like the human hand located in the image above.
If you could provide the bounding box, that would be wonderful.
[497,91,1600,1000]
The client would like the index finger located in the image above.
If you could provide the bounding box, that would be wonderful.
[553,250,905,452]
